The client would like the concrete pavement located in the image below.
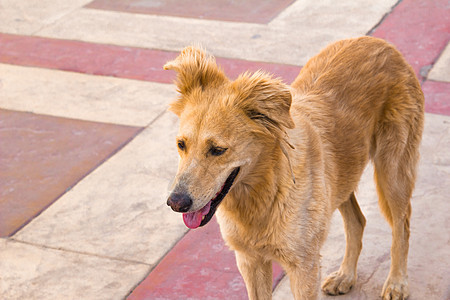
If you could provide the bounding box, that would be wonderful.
[0,0,449,299]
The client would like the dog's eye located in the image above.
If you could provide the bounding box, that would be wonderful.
[209,146,227,156]
[177,140,186,151]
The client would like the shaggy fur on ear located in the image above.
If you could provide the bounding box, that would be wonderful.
[164,46,228,115]
[232,71,295,132]
[164,46,227,94]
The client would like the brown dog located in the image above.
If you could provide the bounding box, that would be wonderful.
[165,36,424,300]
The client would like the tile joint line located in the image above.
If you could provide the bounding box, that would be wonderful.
[8,237,152,266]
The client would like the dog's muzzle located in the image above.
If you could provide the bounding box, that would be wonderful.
[166,167,240,229]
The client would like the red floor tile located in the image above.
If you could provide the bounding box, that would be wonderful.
[0,33,301,84]
[422,80,450,116]
[128,217,284,299]
[216,57,301,84]
[0,33,176,83]
[86,0,294,24]
[371,0,450,81]
[0,109,141,237]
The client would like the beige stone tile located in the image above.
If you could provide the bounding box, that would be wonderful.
[273,113,450,299]
[0,0,91,35]
[273,276,293,300]
[269,0,397,61]
[0,238,149,300]
[0,64,175,126]
[13,112,188,266]
[36,0,397,65]
[428,42,450,82]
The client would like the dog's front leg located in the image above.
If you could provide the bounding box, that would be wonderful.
[235,250,272,300]
[285,256,320,300]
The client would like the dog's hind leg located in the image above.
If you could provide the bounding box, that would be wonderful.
[322,192,366,295]
[373,106,423,300]
[235,251,272,300]
[374,162,413,300]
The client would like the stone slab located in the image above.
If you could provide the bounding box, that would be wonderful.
[128,217,284,299]
[86,0,294,24]
[0,109,140,237]
[0,238,149,300]
[273,113,450,299]
[372,0,450,81]
[0,64,175,126]
[428,42,450,83]
[36,0,396,65]
[13,112,188,266]
[0,33,301,84]
[0,0,91,35]
[422,80,450,116]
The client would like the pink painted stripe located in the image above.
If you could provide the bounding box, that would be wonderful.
[0,33,301,84]
[128,217,284,299]
[0,33,175,83]
[216,57,301,84]
[422,80,450,116]
[371,0,450,81]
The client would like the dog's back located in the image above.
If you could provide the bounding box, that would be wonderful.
[290,36,424,210]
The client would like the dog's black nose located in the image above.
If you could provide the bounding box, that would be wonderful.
[167,192,193,212]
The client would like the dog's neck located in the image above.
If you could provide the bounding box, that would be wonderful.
[222,142,294,227]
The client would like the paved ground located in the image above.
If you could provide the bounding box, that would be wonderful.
[0,0,449,299]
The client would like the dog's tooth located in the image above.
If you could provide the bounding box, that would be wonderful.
[202,216,205,220]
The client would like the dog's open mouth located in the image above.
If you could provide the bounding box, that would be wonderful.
[182,167,240,229]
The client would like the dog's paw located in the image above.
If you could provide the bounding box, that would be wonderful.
[381,276,409,300]
[321,270,356,295]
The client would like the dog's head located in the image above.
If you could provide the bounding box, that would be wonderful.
[164,47,294,229]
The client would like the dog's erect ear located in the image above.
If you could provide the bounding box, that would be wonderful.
[164,47,227,115]
[164,46,227,95]
[232,71,295,132]
[233,71,297,183]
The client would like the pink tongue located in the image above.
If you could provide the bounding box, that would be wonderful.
[182,201,211,229]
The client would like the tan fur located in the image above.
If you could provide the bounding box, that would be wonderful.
[164,37,424,300]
